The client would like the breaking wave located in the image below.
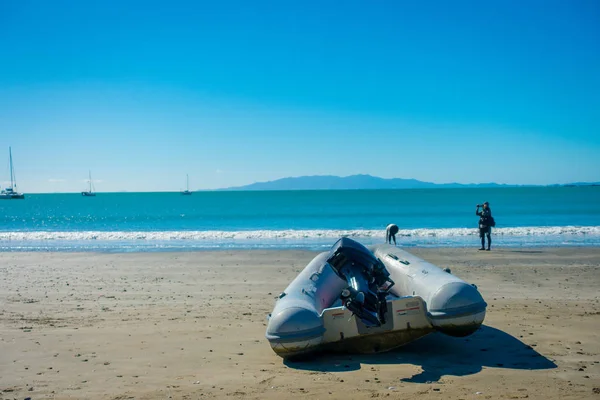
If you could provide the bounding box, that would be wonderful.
[1,226,600,242]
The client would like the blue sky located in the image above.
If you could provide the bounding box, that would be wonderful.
[0,0,598,192]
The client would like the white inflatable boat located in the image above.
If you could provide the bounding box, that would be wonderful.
[265,238,487,358]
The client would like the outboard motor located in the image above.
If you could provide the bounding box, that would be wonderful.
[327,238,395,327]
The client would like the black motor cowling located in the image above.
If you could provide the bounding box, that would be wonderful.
[326,238,394,327]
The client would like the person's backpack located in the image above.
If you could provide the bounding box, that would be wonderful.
[489,216,496,227]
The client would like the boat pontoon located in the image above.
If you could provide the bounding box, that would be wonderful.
[266,238,487,358]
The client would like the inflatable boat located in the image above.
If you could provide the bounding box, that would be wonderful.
[265,238,487,358]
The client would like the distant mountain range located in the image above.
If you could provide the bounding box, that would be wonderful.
[219,174,600,191]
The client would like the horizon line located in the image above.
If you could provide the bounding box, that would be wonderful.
[18,185,600,195]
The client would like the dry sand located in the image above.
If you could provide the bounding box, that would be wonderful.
[1,248,599,399]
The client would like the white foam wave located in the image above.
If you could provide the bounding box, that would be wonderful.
[1,226,599,241]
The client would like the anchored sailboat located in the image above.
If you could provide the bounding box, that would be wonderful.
[181,174,192,195]
[0,147,25,200]
[81,170,96,197]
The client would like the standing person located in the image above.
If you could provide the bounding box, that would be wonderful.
[386,223,399,245]
[476,202,493,251]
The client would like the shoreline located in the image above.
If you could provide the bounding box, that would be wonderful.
[1,248,599,399]
[2,226,600,252]
[2,243,600,254]
[1,245,600,253]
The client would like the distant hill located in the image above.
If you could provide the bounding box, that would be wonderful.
[549,182,600,187]
[220,174,530,191]
[219,174,600,191]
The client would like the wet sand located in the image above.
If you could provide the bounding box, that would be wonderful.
[1,248,599,399]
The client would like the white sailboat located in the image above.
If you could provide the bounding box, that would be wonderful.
[0,147,25,200]
[181,174,192,195]
[81,170,96,197]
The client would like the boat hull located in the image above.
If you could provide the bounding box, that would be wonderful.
[266,241,486,358]
[0,193,25,199]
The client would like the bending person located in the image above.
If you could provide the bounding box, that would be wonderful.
[386,223,399,245]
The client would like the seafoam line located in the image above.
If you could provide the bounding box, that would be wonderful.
[0,226,599,241]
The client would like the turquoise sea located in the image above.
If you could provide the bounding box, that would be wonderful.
[1,187,599,251]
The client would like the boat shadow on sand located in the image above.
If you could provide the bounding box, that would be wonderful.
[284,325,557,383]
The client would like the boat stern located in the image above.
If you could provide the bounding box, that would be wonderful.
[321,296,434,354]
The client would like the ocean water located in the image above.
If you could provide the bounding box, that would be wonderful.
[1,187,599,251]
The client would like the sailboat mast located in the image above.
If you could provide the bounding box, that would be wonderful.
[186,174,189,191]
[9,147,14,189]
[89,170,92,193]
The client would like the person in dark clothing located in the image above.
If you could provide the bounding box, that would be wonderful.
[476,202,492,250]
[386,223,399,245]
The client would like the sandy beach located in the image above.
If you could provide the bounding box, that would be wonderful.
[1,248,599,399]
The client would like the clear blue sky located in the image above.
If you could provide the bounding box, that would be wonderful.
[0,0,598,192]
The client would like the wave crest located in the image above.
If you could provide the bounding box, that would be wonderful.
[1,226,599,241]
